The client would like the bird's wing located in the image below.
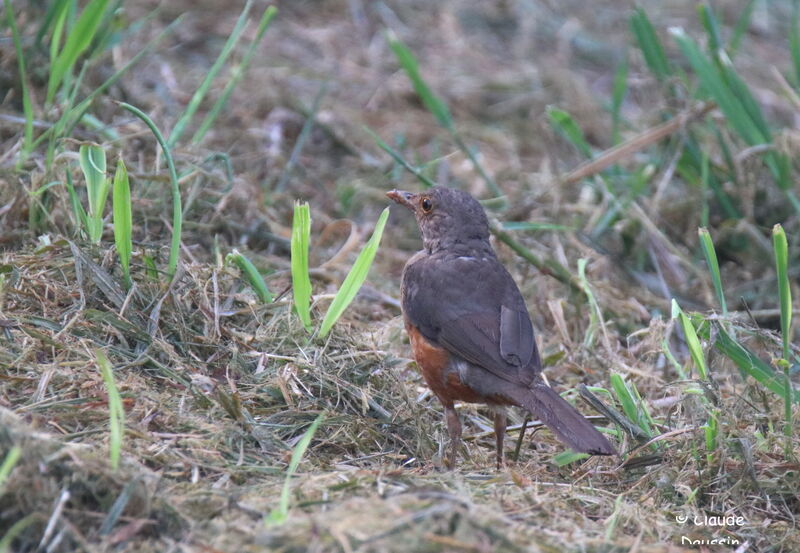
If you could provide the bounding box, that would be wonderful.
[402,254,541,385]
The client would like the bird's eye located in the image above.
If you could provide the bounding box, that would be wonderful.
[420,197,433,213]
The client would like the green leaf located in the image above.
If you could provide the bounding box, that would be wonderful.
[552,450,589,467]
[4,0,34,166]
[227,250,273,304]
[112,159,132,288]
[547,107,591,158]
[290,202,312,330]
[697,3,722,53]
[119,102,182,280]
[712,322,799,402]
[610,373,653,438]
[192,6,278,144]
[611,54,628,145]
[168,0,254,147]
[0,446,21,492]
[772,224,792,362]
[671,300,708,380]
[729,0,756,58]
[386,31,452,130]
[319,207,390,337]
[47,0,111,104]
[96,348,125,471]
[501,221,571,232]
[265,414,324,526]
[79,144,108,243]
[698,228,727,315]
[630,8,671,80]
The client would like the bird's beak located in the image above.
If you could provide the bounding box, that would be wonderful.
[386,189,416,211]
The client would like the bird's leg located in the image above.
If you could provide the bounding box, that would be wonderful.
[513,414,530,462]
[443,403,462,469]
[493,409,507,470]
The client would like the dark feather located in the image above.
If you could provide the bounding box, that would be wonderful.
[402,253,540,386]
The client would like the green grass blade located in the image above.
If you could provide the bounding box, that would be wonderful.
[4,0,34,166]
[729,0,756,58]
[386,31,501,196]
[265,414,324,526]
[319,207,390,337]
[703,412,718,464]
[712,322,799,401]
[772,224,794,451]
[192,5,278,144]
[79,144,108,244]
[365,127,437,188]
[552,450,589,466]
[46,0,111,105]
[792,3,800,86]
[698,228,727,315]
[168,0,253,147]
[227,249,273,304]
[291,202,312,330]
[36,0,69,49]
[772,224,792,362]
[0,446,21,494]
[697,3,722,53]
[119,102,182,280]
[577,258,602,348]
[112,159,132,288]
[546,107,592,158]
[0,514,35,553]
[672,29,764,145]
[501,222,571,232]
[611,54,628,145]
[609,373,652,437]
[386,30,452,130]
[275,83,328,192]
[54,17,184,143]
[671,300,708,380]
[64,170,89,237]
[96,348,125,471]
[629,7,671,80]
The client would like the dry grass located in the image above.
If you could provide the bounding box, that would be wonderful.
[1,0,799,552]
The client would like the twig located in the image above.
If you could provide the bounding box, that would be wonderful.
[561,101,716,185]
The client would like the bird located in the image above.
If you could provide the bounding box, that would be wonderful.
[387,185,615,469]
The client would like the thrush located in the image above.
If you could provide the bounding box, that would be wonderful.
[388,186,615,468]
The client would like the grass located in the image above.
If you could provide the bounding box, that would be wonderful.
[95,348,124,471]
[78,144,109,244]
[111,159,132,288]
[291,201,312,330]
[265,413,324,526]
[0,1,798,552]
[226,249,273,303]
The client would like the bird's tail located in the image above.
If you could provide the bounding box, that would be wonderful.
[508,384,615,455]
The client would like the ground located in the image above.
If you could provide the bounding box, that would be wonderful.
[0,1,799,552]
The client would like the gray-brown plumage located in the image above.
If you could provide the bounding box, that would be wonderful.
[388,186,615,468]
